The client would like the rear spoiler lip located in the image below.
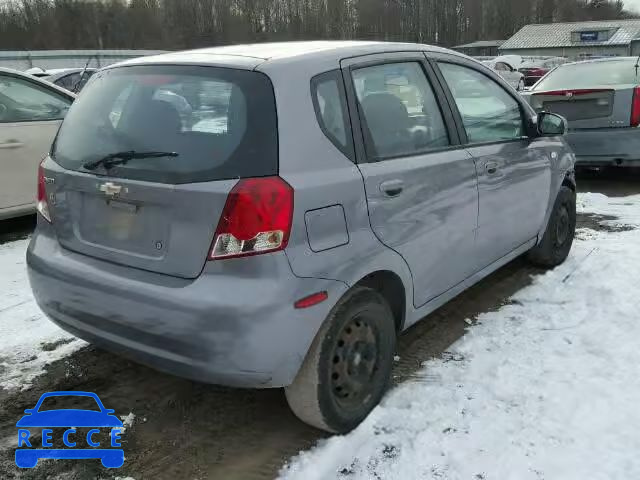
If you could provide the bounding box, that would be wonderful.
[532,88,614,97]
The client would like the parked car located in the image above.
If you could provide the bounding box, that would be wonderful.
[523,57,640,168]
[0,68,75,221]
[27,41,576,433]
[24,67,49,78]
[482,55,526,90]
[43,68,98,93]
[25,67,98,92]
[519,57,567,87]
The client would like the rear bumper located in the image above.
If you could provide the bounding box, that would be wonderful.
[566,127,640,167]
[27,222,347,388]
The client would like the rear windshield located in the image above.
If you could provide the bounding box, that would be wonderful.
[534,60,640,91]
[53,65,278,184]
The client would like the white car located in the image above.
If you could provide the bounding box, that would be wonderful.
[482,55,525,91]
[0,68,75,220]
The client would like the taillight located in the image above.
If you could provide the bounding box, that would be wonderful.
[631,86,640,127]
[209,177,293,260]
[37,164,52,223]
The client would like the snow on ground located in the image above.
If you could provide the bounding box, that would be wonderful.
[120,412,136,434]
[0,239,85,390]
[280,193,640,480]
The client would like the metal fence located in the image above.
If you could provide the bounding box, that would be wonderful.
[0,50,167,72]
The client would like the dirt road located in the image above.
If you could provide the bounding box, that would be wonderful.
[1,169,637,480]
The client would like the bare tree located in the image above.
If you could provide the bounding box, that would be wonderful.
[0,0,636,50]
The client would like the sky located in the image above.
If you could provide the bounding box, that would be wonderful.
[626,0,640,12]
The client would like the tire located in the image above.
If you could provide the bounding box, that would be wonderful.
[528,186,576,268]
[285,287,396,433]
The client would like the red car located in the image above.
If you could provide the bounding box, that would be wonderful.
[519,58,567,87]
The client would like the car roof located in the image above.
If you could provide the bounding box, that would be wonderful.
[110,41,464,74]
[0,67,77,99]
[561,56,638,67]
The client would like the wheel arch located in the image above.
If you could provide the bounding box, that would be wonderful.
[352,270,407,332]
[562,169,576,192]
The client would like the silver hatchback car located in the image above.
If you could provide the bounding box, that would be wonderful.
[28,41,576,433]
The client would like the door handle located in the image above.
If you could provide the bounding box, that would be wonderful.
[379,179,404,198]
[485,161,499,175]
[0,139,24,149]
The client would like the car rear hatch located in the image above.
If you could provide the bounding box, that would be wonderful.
[47,64,278,279]
[530,89,617,128]
[528,59,640,130]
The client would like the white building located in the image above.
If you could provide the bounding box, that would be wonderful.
[500,20,640,60]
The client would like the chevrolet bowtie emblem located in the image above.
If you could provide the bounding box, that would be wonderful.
[99,182,125,197]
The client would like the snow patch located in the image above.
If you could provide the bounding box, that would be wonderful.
[119,412,136,434]
[0,239,85,390]
[279,193,640,480]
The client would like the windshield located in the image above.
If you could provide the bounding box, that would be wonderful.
[53,65,278,184]
[0,76,71,122]
[534,60,640,91]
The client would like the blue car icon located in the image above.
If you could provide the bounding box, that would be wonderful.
[16,391,124,468]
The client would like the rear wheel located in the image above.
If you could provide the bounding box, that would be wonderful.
[528,186,576,267]
[285,287,396,433]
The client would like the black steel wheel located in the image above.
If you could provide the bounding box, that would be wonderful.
[528,185,576,267]
[285,287,396,433]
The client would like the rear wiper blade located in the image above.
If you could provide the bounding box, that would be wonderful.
[83,150,179,171]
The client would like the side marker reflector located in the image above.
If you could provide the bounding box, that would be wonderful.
[294,291,328,309]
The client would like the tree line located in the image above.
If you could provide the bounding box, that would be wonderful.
[0,0,637,51]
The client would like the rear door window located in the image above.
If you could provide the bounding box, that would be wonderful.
[53,65,278,184]
[351,62,450,160]
[311,71,353,160]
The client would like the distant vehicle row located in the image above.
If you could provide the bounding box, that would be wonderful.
[481,56,568,90]
[1,51,637,222]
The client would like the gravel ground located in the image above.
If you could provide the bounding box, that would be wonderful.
[0,168,638,480]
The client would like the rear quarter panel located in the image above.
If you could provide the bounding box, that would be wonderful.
[258,61,415,322]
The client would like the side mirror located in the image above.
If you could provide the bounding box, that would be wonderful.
[537,111,567,136]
